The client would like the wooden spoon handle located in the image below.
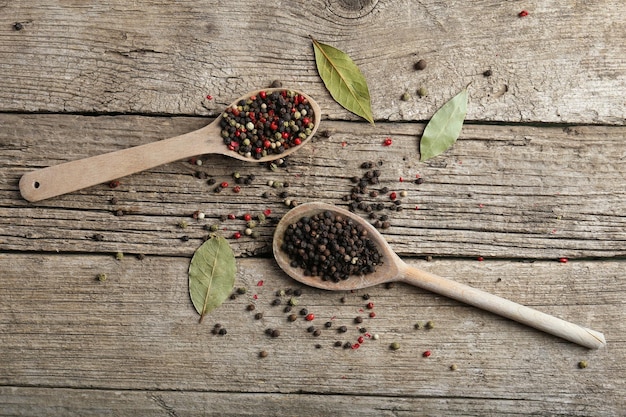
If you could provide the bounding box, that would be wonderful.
[400,264,606,349]
[19,128,215,202]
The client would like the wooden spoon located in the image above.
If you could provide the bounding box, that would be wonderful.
[19,88,321,202]
[273,202,606,349]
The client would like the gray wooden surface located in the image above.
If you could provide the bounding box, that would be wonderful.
[1,1,624,416]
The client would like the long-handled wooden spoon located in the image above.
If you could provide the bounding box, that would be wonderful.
[19,88,321,202]
[273,202,606,349]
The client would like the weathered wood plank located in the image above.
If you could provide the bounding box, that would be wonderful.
[2,114,625,259]
[0,253,623,416]
[0,386,622,417]
[1,1,624,124]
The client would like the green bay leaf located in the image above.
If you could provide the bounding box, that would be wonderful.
[188,235,236,322]
[420,88,468,161]
[312,38,374,125]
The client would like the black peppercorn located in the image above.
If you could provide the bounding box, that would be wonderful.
[414,59,427,70]
[338,326,348,333]
[13,22,23,31]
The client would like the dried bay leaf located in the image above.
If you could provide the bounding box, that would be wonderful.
[312,37,375,125]
[420,88,468,161]
[189,235,236,323]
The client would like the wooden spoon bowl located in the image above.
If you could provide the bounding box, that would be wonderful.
[273,202,606,349]
[19,88,321,202]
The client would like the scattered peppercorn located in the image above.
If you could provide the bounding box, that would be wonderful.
[423,350,432,357]
[338,326,348,333]
[390,342,400,350]
[578,360,588,369]
[450,364,458,371]
[254,312,264,320]
[96,273,107,282]
[271,329,280,338]
[414,59,427,70]
[259,350,268,358]
[417,87,428,97]
[13,22,24,31]
[401,92,411,101]
[246,304,256,311]
[287,314,297,322]
[425,320,435,329]
[483,69,493,77]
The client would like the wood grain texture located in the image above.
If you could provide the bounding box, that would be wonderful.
[0,254,623,415]
[0,1,624,124]
[2,114,625,259]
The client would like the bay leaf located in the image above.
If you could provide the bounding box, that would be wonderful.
[188,235,236,323]
[312,37,375,125]
[420,88,468,161]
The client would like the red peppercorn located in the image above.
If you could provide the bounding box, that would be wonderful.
[357,336,364,344]
[233,232,242,239]
[423,350,432,357]
[227,213,236,220]
[305,313,315,321]
[518,10,529,17]
[389,192,397,201]
[302,117,310,125]
[383,137,393,146]
[399,177,404,182]
[270,121,278,130]
[369,312,376,318]
[558,257,568,263]
[477,256,484,262]
[232,185,241,193]
[281,132,290,139]
[221,181,229,188]
[293,138,302,146]
[206,95,213,100]
[263,209,272,216]
[109,180,120,189]
[259,91,267,99]
[351,343,360,350]
[366,302,374,309]
[263,140,271,148]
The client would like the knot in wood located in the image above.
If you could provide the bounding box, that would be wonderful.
[328,0,378,19]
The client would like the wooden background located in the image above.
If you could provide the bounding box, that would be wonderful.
[1,1,624,415]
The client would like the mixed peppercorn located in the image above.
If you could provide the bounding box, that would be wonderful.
[220,90,315,159]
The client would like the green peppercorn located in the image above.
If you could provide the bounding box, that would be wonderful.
[96,273,107,282]
[450,364,458,371]
[115,252,124,261]
[425,320,435,329]
[390,342,401,350]
[417,87,428,97]
[288,297,298,306]
[578,360,588,369]
[237,287,247,294]
[401,92,411,101]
